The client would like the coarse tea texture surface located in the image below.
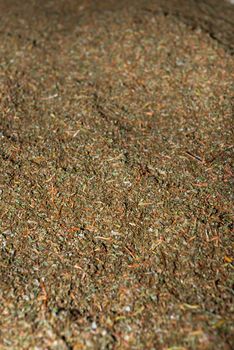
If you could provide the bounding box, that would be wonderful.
[0,0,233,349]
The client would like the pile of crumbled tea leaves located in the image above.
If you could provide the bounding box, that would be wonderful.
[0,0,233,349]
